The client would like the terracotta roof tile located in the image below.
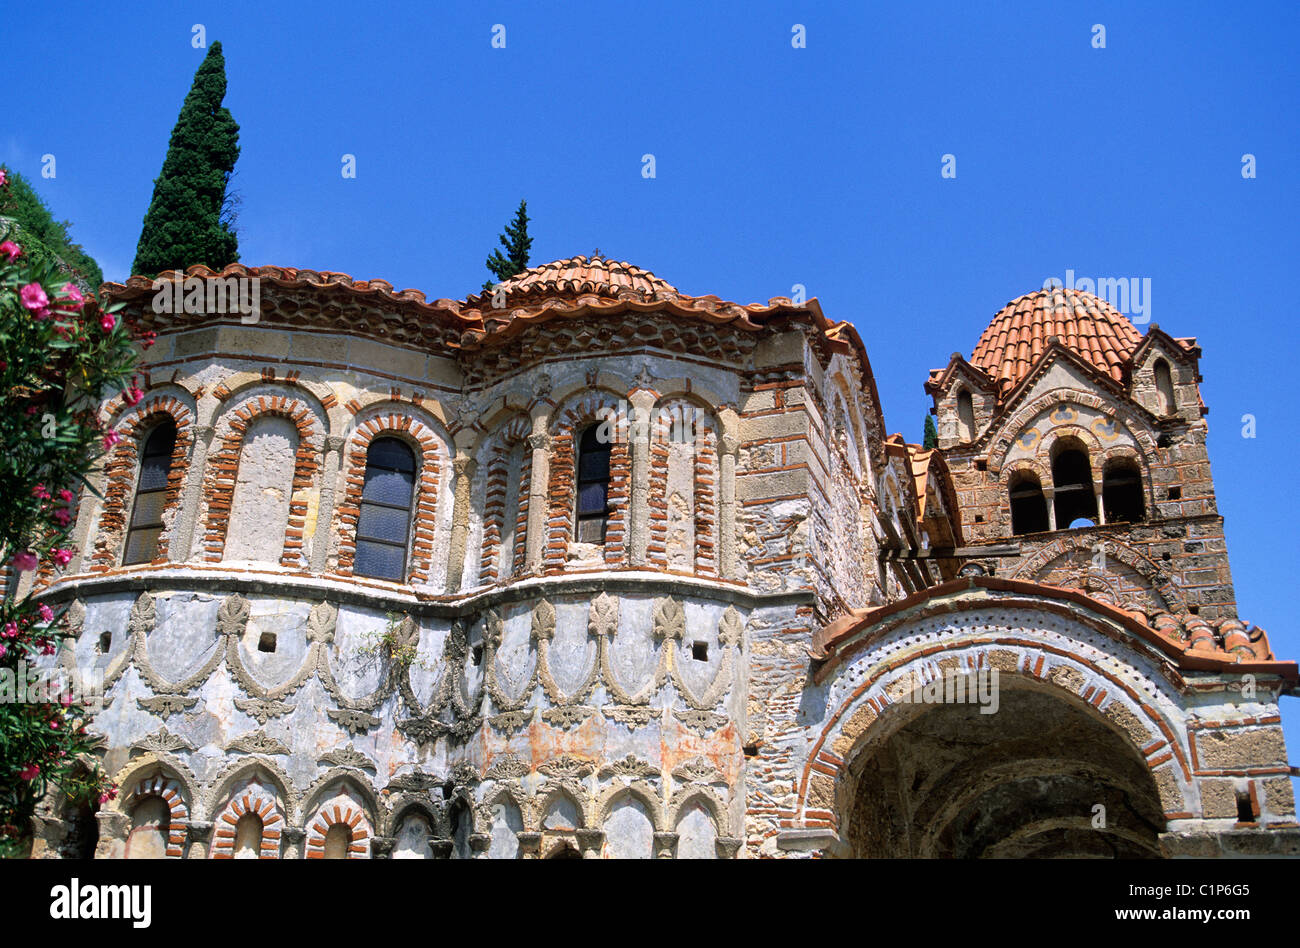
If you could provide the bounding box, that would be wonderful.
[971,287,1144,395]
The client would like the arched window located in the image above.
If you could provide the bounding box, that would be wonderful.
[323,823,352,859]
[1154,359,1175,415]
[1052,442,1097,529]
[956,390,975,441]
[125,796,170,859]
[354,437,417,581]
[233,811,264,859]
[123,419,177,565]
[1009,471,1049,535]
[575,424,611,544]
[1102,458,1145,524]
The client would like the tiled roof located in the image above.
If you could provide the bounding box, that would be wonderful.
[970,287,1145,395]
[466,255,678,306]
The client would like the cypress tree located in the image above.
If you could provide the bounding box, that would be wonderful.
[131,42,241,277]
[483,199,532,291]
[923,414,939,450]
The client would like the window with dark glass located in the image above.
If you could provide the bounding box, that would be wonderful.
[123,419,177,565]
[1102,459,1145,524]
[575,425,611,544]
[1052,443,1098,529]
[354,437,417,581]
[1009,471,1049,535]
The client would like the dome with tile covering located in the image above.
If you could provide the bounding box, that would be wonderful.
[971,286,1144,395]
[465,255,679,307]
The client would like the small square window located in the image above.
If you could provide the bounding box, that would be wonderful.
[258,631,277,653]
[1167,487,1181,501]
[98,631,111,653]
[472,644,484,667]
[692,641,708,662]
[975,460,988,472]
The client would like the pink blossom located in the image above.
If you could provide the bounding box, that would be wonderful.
[0,240,21,260]
[124,386,143,406]
[10,550,37,572]
[99,312,116,332]
[57,283,86,312]
[57,488,74,503]
[20,283,51,319]
[52,548,73,566]
[0,168,7,187]
[19,764,39,781]
[53,508,71,526]
[3,622,17,638]
[102,430,121,450]
[32,483,50,499]
[38,603,54,623]
[0,644,6,659]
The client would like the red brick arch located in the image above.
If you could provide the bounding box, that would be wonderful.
[478,413,532,584]
[545,391,630,572]
[210,780,286,859]
[335,410,447,583]
[92,393,194,571]
[125,774,190,858]
[201,391,324,567]
[305,796,373,859]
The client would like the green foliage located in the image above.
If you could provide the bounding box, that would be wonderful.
[923,414,939,450]
[0,167,103,291]
[131,41,241,277]
[483,199,532,291]
[0,200,147,854]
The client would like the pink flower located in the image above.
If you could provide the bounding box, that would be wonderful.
[60,693,73,707]
[53,508,71,526]
[99,312,116,332]
[32,483,50,499]
[52,548,73,566]
[0,240,21,260]
[102,430,121,450]
[124,386,143,406]
[57,489,74,503]
[20,283,51,319]
[3,622,17,638]
[10,550,37,572]
[0,644,6,659]
[57,283,86,312]
[38,603,53,623]
[48,716,58,726]
[0,168,7,187]
[19,764,39,781]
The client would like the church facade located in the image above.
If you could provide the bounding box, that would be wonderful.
[22,257,1298,858]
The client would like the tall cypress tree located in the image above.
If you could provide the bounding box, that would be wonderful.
[483,199,532,291]
[923,414,939,450]
[132,42,241,277]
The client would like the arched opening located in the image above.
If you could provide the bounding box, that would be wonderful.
[392,813,433,859]
[1153,359,1175,415]
[546,843,582,859]
[1008,471,1049,535]
[1051,441,1097,529]
[354,436,417,581]
[842,685,1164,858]
[449,800,473,859]
[233,811,264,859]
[1102,458,1145,524]
[125,796,170,859]
[224,415,299,563]
[574,424,611,545]
[322,823,352,859]
[956,390,975,441]
[124,418,178,565]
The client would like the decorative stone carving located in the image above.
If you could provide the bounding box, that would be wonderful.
[599,754,659,780]
[485,753,530,782]
[653,596,685,641]
[328,708,380,736]
[387,772,440,793]
[542,706,594,729]
[136,695,198,717]
[226,731,290,755]
[539,755,595,780]
[672,756,722,784]
[234,697,294,725]
[318,745,376,771]
[216,593,251,638]
[489,710,532,731]
[131,727,195,755]
[306,600,337,645]
[537,598,600,707]
[674,709,729,734]
[604,705,657,727]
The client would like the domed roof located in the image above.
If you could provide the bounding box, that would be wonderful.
[465,255,678,307]
[970,286,1144,394]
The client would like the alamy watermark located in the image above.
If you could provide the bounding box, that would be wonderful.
[151,270,261,324]
[593,399,706,447]
[894,666,1000,714]
[0,661,104,711]
[1042,270,1150,324]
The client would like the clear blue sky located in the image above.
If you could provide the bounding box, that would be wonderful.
[8,1,1300,747]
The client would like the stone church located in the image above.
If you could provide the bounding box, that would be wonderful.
[22,256,1298,858]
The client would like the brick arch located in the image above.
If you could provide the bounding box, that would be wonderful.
[797,631,1192,836]
[201,390,325,567]
[124,773,190,858]
[335,407,448,583]
[1036,425,1104,483]
[304,786,375,859]
[1001,457,1050,489]
[1013,534,1185,612]
[544,390,630,571]
[209,778,287,859]
[92,393,195,570]
[475,412,532,584]
[989,389,1159,476]
[647,395,719,576]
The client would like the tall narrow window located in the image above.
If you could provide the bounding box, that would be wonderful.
[354,437,417,581]
[1009,472,1049,535]
[233,811,264,859]
[1103,459,1145,524]
[323,823,352,859]
[125,796,170,859]
[1052,442,1097,529]
[956,390,975,441]
[575,425,611,544]
[124,419,177,565]
[1154,359,1175,415]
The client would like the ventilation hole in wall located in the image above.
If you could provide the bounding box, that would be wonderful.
[1162,552,1172,561]
[1236,787,1254,823]
[442,781,454,801]
[1167,487,1181,500]
[98,632,111,653]
[975,460,988,471]
[258,632,277,653]
[974,515,984,523]
[1189,606,1200,615]
[692,641,708,662]
[471,644,484,667]
[743,743,759,758]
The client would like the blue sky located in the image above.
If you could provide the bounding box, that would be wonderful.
[8,2,1300,746]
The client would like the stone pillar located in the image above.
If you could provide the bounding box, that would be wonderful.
[653,831,679,859]
[370,835,394,859]
[282,826,306,860]
[185,821,213,859]
[575,828,604,859]
[27,814,67,859]
[469,832,493,859]
[94,811,130,859]
[628,389,656,567]
[524,423,552,574]
[715,836,744,859]
[445,445,478,592]
[718,408,741,579]
[431,839,454,859]
[1094,485,1107,526]
[175,423,217,561]
[309,435,346,573]
[1044,488,1057,532]
[516,831,542,859]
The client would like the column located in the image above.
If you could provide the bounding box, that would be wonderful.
[309,435,346,573]
[444,443,477,593]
